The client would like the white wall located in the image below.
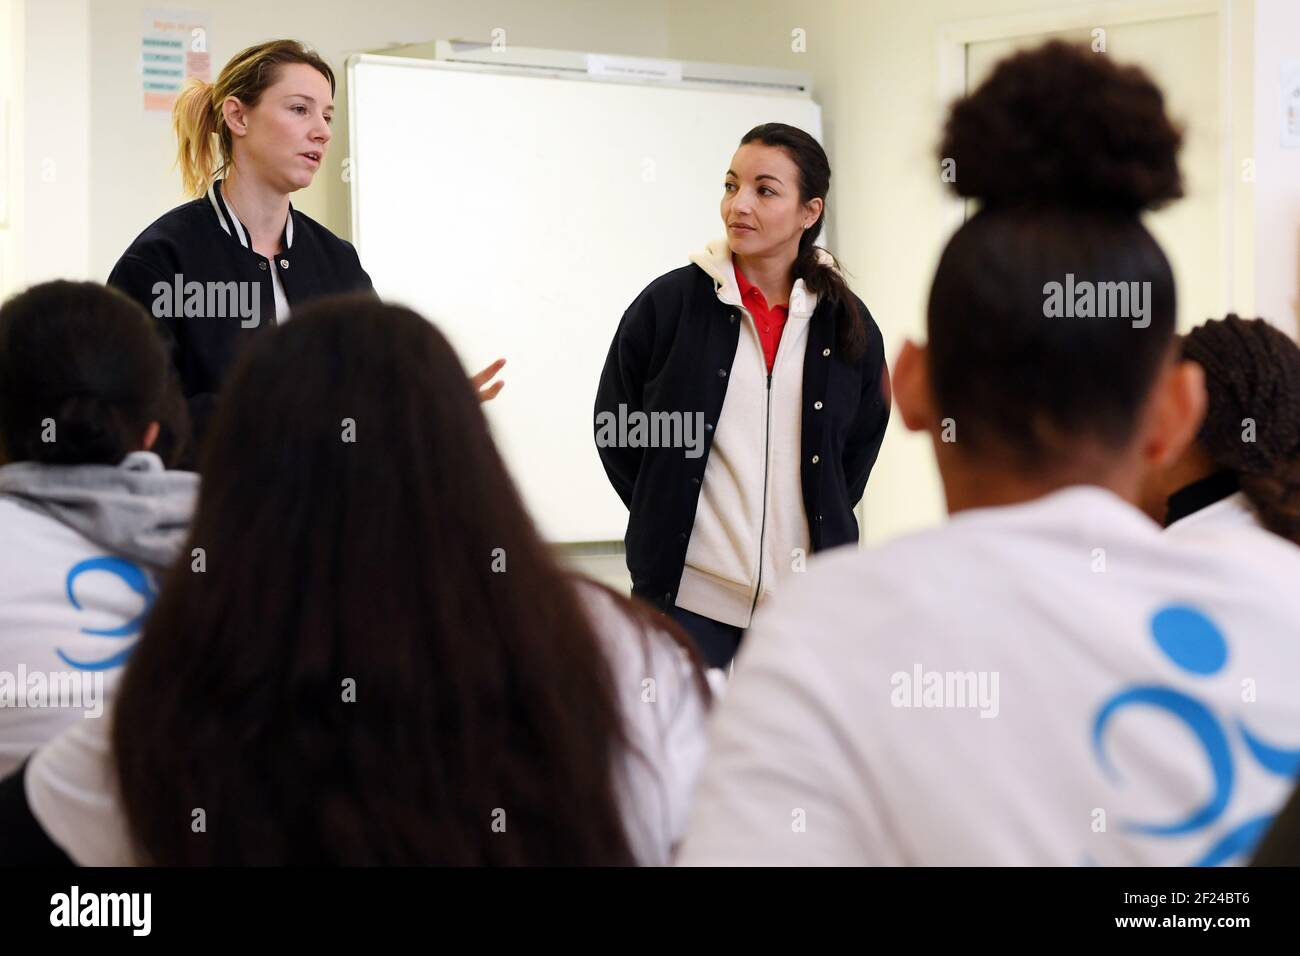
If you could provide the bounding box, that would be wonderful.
[0,0,19,298]
[1253,0,1300,335]
[20,0,90,284]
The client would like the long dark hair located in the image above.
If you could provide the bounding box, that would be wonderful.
[0,280,188,466]
[740,123,866,363]
[112,295,704,865]
[1181,314,1300,544]
[929,41,1184,469]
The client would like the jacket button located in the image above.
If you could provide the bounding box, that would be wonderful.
[678,532,687,541]
[730,312,738,323]
[717,368,727,378]
[664,592,673,602]
[690,477,701,486]
[704,423,714,433]
[814,401,823,410]
[822,348,831,357]
[818,514,823,521]
[811,455,820,464]
[280,259,289,269]
[258,261,268,271]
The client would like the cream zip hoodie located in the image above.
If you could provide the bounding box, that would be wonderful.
[675,239,820,629]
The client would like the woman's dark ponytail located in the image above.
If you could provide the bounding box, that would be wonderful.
[741,123,867,364]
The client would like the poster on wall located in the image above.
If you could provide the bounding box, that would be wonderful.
[141,8,211,112]
[1282,58,1300,149]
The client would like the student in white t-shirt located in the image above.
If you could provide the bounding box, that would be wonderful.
[0,281,195,781]
[678,41,1300,867]
[0,295,712,866]
[1138,313,1300,544]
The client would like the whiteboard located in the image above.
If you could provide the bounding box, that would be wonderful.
[349,54,822,542]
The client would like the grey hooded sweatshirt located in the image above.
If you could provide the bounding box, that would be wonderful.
[0,451,196,777]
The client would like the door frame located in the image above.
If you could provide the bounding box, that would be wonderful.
[935,0,1242,314]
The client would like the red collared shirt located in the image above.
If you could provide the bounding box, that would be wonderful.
[733,261,789,374]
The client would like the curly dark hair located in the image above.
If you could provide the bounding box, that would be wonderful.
[927,41,1184,468]
[1181,314,1300,545]
[939,40,1183,213]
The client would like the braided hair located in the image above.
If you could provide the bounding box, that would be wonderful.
[1181,314,1300,545]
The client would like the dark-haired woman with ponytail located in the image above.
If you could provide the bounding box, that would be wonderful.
[595,124,889,668]
[1140,313,1300,545]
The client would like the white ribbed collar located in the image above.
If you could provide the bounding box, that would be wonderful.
[207,179,294,251]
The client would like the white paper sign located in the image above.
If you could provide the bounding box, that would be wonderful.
[586,54,683,84]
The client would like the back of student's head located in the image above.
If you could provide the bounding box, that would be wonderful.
[1181,315,1300,544]
[112,294,655,865]
[928,41,1184,471]
[0,281,180,466]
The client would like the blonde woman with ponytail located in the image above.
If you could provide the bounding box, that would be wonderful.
[109,40,503,454]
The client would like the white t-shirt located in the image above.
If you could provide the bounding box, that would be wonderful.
[678,485,1300,866]
[24,580,714,866]
[268,257,290,323]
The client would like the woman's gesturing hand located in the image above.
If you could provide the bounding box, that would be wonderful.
[471,358,506,402]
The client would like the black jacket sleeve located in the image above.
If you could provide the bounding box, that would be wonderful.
[106,253,208,409]
[344,241,378,298]
[841,303,891,506]
[594,290,657,509]
[107,252,185,373]
[107,253,209,464]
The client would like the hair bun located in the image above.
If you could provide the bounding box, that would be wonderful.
[44,394,127,465]
[938,40,1183,213]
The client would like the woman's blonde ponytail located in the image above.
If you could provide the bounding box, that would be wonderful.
[172,78,220,197]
